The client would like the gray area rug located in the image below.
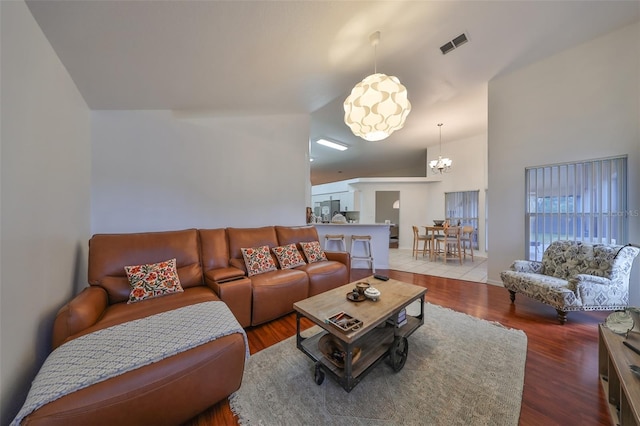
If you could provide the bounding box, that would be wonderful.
[230,303,527,425]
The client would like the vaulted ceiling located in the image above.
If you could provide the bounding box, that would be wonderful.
[26,1,640,184]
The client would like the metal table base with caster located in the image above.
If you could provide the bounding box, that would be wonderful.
[293,278,426,392]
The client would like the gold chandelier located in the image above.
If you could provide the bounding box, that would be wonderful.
[343,31,411,142]
[429,123,452,173]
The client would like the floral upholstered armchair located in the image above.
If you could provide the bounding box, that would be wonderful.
[500,241,639,324]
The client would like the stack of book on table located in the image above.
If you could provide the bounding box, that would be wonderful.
[387,308,407,327]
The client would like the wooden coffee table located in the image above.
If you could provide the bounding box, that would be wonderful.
[293,276,427,392]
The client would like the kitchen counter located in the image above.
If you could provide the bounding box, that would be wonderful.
[313,223,390,270]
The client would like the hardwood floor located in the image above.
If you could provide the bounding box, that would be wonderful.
[185,269,611,426]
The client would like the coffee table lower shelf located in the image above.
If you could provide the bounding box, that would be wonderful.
[297,315,422,392]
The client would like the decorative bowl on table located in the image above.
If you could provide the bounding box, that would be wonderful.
[627,307,640,331]
[604,311,635,335]
[346,291,367,302]
[356,281,370,294]
[433,220,445,226]
[364,287,381,301]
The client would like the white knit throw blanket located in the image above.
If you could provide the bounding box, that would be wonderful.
[12,301,248,425]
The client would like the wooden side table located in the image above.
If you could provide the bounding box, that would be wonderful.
[598,324,640,425]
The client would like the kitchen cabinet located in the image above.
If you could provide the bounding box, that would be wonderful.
[341,191,360,211]
[311,191,360,212]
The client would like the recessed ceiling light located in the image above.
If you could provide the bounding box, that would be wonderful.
[316,138,348,151]
[310,157,314,162]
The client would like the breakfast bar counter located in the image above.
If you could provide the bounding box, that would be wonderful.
[314,223,390,270]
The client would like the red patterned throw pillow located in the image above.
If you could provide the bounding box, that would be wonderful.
[241,245,278,276]
[300,241,328,264]
[124,258,184,304]
[272,244,306,269]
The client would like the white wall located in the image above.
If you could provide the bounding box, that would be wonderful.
[488,22,640,302]
[91,111,310,233]
[312,179,357,195]
[0,1,91,423]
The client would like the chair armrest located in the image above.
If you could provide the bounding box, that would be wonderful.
[571,274,613,287]
[571,274,626,307]
[325,250,350,266]
[52,286,108,349]
[510,260,543,274]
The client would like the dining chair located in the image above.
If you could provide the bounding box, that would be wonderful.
[426,224,445,260]
[412,226,431,259]
[436,226,462,264]
[460,225,475,261]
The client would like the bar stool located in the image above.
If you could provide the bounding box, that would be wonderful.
[350,235,375,273]
[324,234,346,252]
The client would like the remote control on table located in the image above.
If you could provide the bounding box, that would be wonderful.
[374,274,389,281]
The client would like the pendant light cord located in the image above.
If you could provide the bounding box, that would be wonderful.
[370,31,381,75]
[374,43,377,74]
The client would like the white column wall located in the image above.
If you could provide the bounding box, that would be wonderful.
[0,1,91,423]
[487,22,640,303]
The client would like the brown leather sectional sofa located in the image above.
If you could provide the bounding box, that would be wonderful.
[22,225,350,425]
[203,225,351,327]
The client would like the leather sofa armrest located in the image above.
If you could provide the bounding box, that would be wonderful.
[206,266,246,283]
[229,258,247,274]
[52,286,109,349]
[325,250,350,266]
[204,274,252,328]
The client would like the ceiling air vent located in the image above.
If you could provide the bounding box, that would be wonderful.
[440,33,469,55]
[440,41,455,55]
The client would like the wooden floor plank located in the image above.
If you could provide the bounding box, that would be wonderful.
[184,269,611,425]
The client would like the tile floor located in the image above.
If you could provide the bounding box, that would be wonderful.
[387,248,488,283]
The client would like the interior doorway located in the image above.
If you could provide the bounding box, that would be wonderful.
[375,191,400,248]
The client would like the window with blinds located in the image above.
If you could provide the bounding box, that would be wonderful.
[445,190,479,249]
[525,156,628,261]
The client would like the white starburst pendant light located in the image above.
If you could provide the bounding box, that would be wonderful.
[344,31,411,142]
[429,123,452,173]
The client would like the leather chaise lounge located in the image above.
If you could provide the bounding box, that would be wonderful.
[17,225,350,425]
